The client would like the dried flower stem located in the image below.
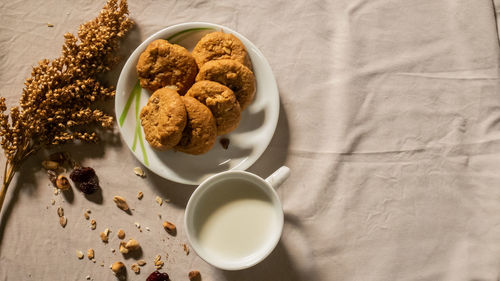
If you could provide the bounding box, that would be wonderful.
[0,0,133,214]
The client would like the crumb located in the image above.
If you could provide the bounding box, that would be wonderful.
[47,23,54,27]
[220,137,230,149]
[134,167,146,177]
[137,191,143,200]
[155,196,163,206]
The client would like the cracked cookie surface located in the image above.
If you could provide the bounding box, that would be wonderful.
[136,39,197,94]
[175,96,217,155]
[186,81,241,135]
[196,59,256,110]
[193,31,252,69]
[140,88,187,150]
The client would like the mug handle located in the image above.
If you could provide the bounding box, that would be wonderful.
[265,166,291,189]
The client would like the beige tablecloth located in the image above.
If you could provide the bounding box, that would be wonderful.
[1,0,500,280]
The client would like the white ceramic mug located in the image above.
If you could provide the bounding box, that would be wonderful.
[184,166,290,270]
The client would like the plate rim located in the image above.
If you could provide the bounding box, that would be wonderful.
[115,22,280,185]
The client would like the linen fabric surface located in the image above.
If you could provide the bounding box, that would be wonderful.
[1,0,500,280]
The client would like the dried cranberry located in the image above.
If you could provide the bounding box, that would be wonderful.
[70,167,96,182]
[78,181,99,194]
[146,270,170,281]
[70,167,100,194]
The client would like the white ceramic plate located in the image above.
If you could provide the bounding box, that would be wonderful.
[115,22,279,185]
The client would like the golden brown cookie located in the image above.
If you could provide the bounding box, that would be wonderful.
[136,39,197,94]
[186,81,241,135]
[196,59,256,110]
[192,31,252,69]
[175,96,217,155]
[140,88,187,150]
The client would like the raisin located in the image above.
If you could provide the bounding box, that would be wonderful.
[219,138,230,149]
[70,167,99,194]
[70,167,96,182]
[146,270,170,281]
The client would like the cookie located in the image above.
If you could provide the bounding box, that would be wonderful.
[175,96,217,155]
[186,81,241,135]
[196,59,256,110]
[136,39,197,94]
[140,88,187,150]
[192,31,252,69]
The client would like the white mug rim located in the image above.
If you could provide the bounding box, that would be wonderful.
[184,169,284,270]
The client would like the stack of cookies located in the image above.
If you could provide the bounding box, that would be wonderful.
[136,31,256,155]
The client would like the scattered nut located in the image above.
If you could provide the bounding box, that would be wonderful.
[57,207,64,217]
[131,263,140,274]
[88,248,94,259]
[113,196,129,211]
[188,270,201,281]
[59,216,67,227]
[125,238,140,250]
[56,175,70,190]
[90,219,96,230]
[111,261,125,274]
[49,151,69,164]
[133,167,145,177]
[119,242,129,254]
[162,221,176,235]
[100,231,109,243]
[183,244,190,255]
[137,191,143,200]
[42,160,59,170]
[137,260,146,266]
[86,209,91,214]
[47,170,57,186]
[47,23,54,27]
[84,211,89,220]
[155,196,163,206]
[154,254,163,269]
[117,229,125,239]
[76,250,84,259]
